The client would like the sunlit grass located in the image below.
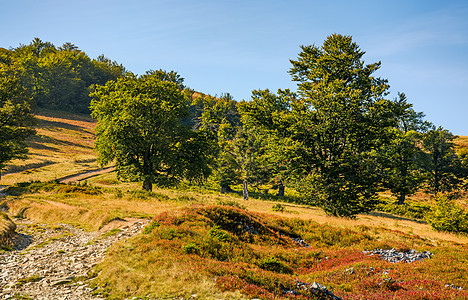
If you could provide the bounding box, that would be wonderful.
[1,109,99,185]
[2,110,468,299]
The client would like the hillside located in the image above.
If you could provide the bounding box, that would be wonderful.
[1,109,99,186]
[1,111,468,299]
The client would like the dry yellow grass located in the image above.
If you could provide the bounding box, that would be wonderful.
[2,109,467,247]
[1,109,99,185]
[0,212,16,248]
[455,135,468,149]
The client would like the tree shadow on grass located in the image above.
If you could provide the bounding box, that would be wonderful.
[38,118,92,135]
[4,160,56,175]
[367,211,428,224]
[27,134,92,150]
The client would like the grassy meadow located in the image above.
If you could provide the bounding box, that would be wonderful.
[1,110,468,299]
[0,109,99,186]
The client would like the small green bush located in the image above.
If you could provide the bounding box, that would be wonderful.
[208,225,231,242]
[182,242,200,255]
[143,220,160,234]
[216,199,246,210]
[426,194,468,234]
[257,257,292,274]
[376,199,430,220]
[271,204,285,212]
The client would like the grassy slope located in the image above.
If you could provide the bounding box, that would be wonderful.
[1,109,98,185]
[1,111,468,299]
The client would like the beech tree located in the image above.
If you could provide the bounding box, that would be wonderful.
[0,50,36,180]
[382,93,429,204]
[90,72,215,191]
[421,126,467,194]
[243,34,399,217]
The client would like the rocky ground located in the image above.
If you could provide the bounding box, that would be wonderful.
[0,218,150,300]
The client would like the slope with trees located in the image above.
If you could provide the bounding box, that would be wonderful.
[242,34,401,217]
[0,48,36,180]
[90,71,216,191]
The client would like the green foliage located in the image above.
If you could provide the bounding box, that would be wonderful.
[421,127,467,194]
[4,38,125,113]
[0,54,36,178]
[90,71,217,191]
[257,257,292,274]
[208,225,231,242]
[142,220,159,234]
[242,34,400,217]
[271,203,285,212]
[426,194,468,233]
[375,199,431,220]
[182,242,200,254]
[194,93,242,192]
[127,189,169,200]
[381,93,429,204]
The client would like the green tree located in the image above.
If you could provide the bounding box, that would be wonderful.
[421,126,466,194]
[382,93,429,204]
[239,89,299,197]
[194,93,241,194]
[8,38,125,113]
[90,72,215,191]
[243,34,399,217]
[0,53,36,180]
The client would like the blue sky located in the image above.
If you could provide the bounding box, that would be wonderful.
[1,0,467,134]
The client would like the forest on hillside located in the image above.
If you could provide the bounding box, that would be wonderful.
[2,34,468,229]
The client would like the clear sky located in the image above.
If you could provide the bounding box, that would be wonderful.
[1,0,467,134]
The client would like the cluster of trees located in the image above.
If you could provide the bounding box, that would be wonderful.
[2,35,467,218]
[0,38,125,178]
[1,38,126,113]
[91,34,468,218]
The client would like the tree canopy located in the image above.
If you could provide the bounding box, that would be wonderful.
[90,71,216,191]
[242,34,402,217]
[3,38,125,113]
[0,50,36,178]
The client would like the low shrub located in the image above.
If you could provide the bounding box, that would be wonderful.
[182,242,200,254]
[4,181,101,196]
[142,220,160,234]
[271,204,285,212]
[426,194,468,234]
[375,198,430,220]
[257,257,292,274]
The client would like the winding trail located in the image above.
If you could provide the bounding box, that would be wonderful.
[56,166,116,184]
[0,218,150,300]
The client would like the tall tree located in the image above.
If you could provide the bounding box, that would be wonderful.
[382,93,429,204]
[239,89,299,197]
[421,126,466,194]
[194,93,242,193]
[0,51,36,180]
[90,72,215,191]
[243,34,399,217]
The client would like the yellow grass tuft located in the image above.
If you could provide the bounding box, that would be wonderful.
[0,211,16,248]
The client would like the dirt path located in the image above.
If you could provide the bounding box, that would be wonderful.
[0,218,150,300]
[56,166,116,184]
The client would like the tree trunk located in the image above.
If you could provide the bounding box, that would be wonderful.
[143,177,152,191]
[242,180,248,200]
[397,193,406,205]
[221,184,228,194]
[277,182,285,197]
[142,148,153,191]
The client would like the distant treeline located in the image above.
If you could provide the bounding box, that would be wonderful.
[0,38,126,113]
